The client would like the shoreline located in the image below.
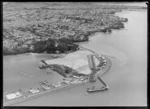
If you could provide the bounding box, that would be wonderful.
[3,3,147,56]
[3,3,140,56]
[3,8,147,106]
[3,19,125,56]
[4,52,112,106]
[4,80,87,106]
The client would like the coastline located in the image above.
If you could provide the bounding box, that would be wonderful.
[4,51,112,106]
[4,80,87,106]
[4,2,147,56]
[3,8,147,106]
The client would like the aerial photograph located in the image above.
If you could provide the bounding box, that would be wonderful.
[3,2,147,106]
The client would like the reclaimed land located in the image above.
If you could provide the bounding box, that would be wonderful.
[4,53,112,106]
[45,48,111,75]
[3,2,146,55]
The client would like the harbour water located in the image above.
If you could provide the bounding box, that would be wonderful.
[3,9,147,106]
[3,54,64,93]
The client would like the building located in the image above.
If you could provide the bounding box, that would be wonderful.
[6,92,22,100]
[29,88,40,94]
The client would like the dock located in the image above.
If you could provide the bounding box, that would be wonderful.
[4,54,112,106]
[3,80,87,106]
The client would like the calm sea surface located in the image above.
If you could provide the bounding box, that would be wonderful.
[3,10,147,106]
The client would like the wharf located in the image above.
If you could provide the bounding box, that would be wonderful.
[4,80,87,106]
[4,55,112,106]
